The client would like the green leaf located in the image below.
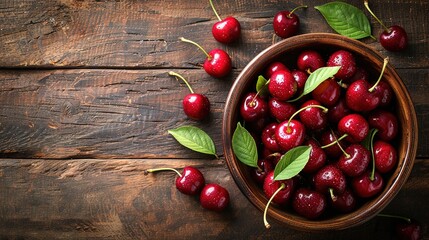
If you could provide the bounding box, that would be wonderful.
[315,2,373,39]
[256,75,269,97]
[168,126,217,157]
[274,146,311,180]
[302,66,341,96]
[232,122,258,168]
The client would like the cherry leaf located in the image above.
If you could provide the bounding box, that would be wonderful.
[274,146,311,180]
[232,122,258,168]
[315,2,373,40]
[168,126,217,157]
[256,75,269,97]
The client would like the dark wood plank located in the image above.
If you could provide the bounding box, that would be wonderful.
[0,158,427,239]
[0,0,427,69]
[1,68,427,159]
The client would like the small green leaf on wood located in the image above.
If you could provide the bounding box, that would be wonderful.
[274,146,311,180]
[232,122,258,168]
[315,2,373,40]
[168,125,217,157]
[256,75,269,97]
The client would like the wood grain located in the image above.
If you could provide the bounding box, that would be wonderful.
[0,0,427,69]
[0,158,428,239]
[0,68,427,159]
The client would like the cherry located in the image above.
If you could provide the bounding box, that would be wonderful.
[320,130,349,159]
[311,78,341,107]
[364,0,408,52]
[169,71,210,120]
[209,0,241,44]
[268,98,296,122]
[338,113,369,143]
[297,100,328,131]
[180,37,231,78]
[261,122,281,152]
[345,67,369,84]
[291,69,309,92]
[265,61,290,79]
[337,144,371,177]
[200,183,230,211]
[240,92,268,122]
[313,165,347,201]
[368,109,399,141]
[373,80,394,107]
[268,70,298,101]
[331,188,357,213]
[145,166,205,195]
[275,119,306,152]
[327,50,357,80]
[352,170,384,198]
[374,140,398,174]
[302,139,327,174]
[297,50,325,73]
[252,158,274,185]
[273,5,307,39]
[395,218,423,240]
[292,188,327,219]
[327,98,351,124]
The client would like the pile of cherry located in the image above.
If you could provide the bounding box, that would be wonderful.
[239,49,399,221]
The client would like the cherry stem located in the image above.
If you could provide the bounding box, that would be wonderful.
[287,104,328,128]
[168,71,194,94]
[321,133,348,149]
[145,167,182,177]
[179,37,211,59]
[369,57,389,93]
[364,0,390,33]
[263,183,285,229]
[377,213,412,223]
[288,5,308,18]
[209,0,222,21]
[250,80,270,105]
[329,188,337,202]
[369,129,379,181]
[330,129,350,158]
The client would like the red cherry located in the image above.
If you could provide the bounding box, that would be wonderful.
[261,122,281,152]
[373,80,394,107]
[169,71,210,121]
[240,92,268,122]
[345,79,381,112]
[313,165,347,200]
[345,67,369,84]
[275,119,306,152]
[263,171,296,205]
[337,144,371,177]
[292,188,327,219]
[252,158,274,185]
[265,61,290,79]
[368,109,399,141]
[319,130,350,159]
[297,50,325,73]
[338,113,369,143]
[268,70,297,101]
[327,50,357,80]
[352,170,384,198]
[312,78,341,107]
[374,140,398,174]
[302,139,327,174]
[273,6,307,39]
[268,98,296,122]
[180,37,231,78]
[331,189,357,213]
[328,98,352,124]
[298,100,328,131]
[209,0,241,44]
[379,25,408,52]
[200,183,230,211]
[291,69,309,91]
[395,218,423,240]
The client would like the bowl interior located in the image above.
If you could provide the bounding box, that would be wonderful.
[222,33,418,231]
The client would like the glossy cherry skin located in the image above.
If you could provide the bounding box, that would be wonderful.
[252,158,274,185]
[319,130,349,159]
[200,183,230,211]
[373,81,394,107]
[374,140,398,174]
[263,171,296,205]
[327,50,357,80]
[297,50,325,73]
[345,79,381,112]
[395,218,423,240]
[275,119,306,152]
[312,78,341,107]
[183,93,210,120]
[302,139,327,174]
[265,61,290,79]
[352,170,384,198]
[268,70,297,101]
[203,49,232,78]
[292,188,327,219]
[314,165,347,198]
[268,98,296,122]
[331,188,357,213]
[337,144,370,177]
[261,122,281,152]
[338,113,369,143]
[240,92,268,122]
[380,25,408,52]
[328,98,351,124]
[291,69,308,92]
[273,10,300,39]
[368,109,399,141]
[345,67,368,84]
[298,99,328,131]
[212,16,241,44]
[176,166,206,195]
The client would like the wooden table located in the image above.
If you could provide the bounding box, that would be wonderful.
[0,0,428,239]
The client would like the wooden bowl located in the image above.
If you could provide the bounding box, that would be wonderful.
[222,33,418,231]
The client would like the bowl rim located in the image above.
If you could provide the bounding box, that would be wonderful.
[222,33,418,231]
